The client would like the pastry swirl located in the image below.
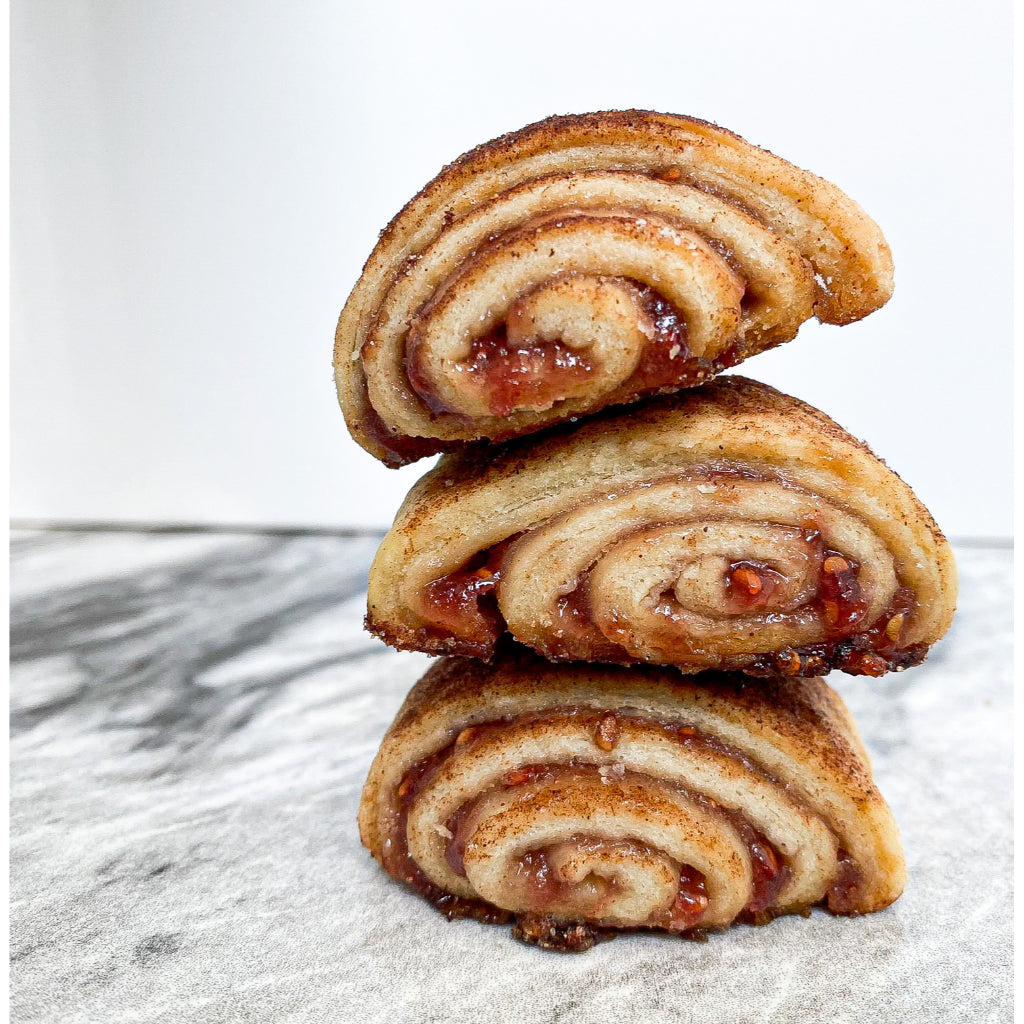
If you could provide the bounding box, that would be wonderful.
[335,110,894,466]
[359,654,906,950]
[366,377,956,677]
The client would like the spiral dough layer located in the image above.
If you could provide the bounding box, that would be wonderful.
[335,110,894,465]
[367,377,956,678]
[358,654,906,950]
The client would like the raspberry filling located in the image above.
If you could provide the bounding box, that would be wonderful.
[817,551,868,631]
[827,849,862,913]
[419,526,922,676]
[726,560,789,611]
[661,867,711,931]
[725,546,869,629]
[419,537,520,644]
[405,281,728,419]
[626,286,697,393]
[453,332,595,418]
[733,818,792,914]
[449,814,714,928]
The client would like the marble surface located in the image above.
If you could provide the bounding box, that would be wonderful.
[9,530,1012,1023]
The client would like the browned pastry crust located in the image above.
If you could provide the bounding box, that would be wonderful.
[359,653,906,950]
[366,377,956,678]
[335,110,894,466]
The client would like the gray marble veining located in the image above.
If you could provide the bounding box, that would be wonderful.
[10,531,1012,1023]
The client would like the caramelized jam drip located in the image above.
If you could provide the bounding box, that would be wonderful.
[762,584,920,678]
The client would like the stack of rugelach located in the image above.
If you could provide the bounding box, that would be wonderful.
[335,111,957,952]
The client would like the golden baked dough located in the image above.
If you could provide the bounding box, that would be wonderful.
[359,653,906,950]
[335,111,894,466]
[366,377,956,677]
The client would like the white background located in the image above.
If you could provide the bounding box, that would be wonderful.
[11,0,1012,538]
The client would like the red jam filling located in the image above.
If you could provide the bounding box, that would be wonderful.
[458,329,595,418]
[848,586,916,660]
[827,849,863,914]
[626,286,695,393]
[663,866,710,931]
[385,743,458,888]
[405,281,720,419]
[550,584,630,664]
[421,526,920,676]
[554,586,597,639]
[725,546,869,632]
[743,827,792,914]
[422,567,498,630]
[726,560,788,610]
[514,850,565,906]
[420,537,519,640]
[817,550,868,632]
[443,798,479,878]
[386,720,513,881]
